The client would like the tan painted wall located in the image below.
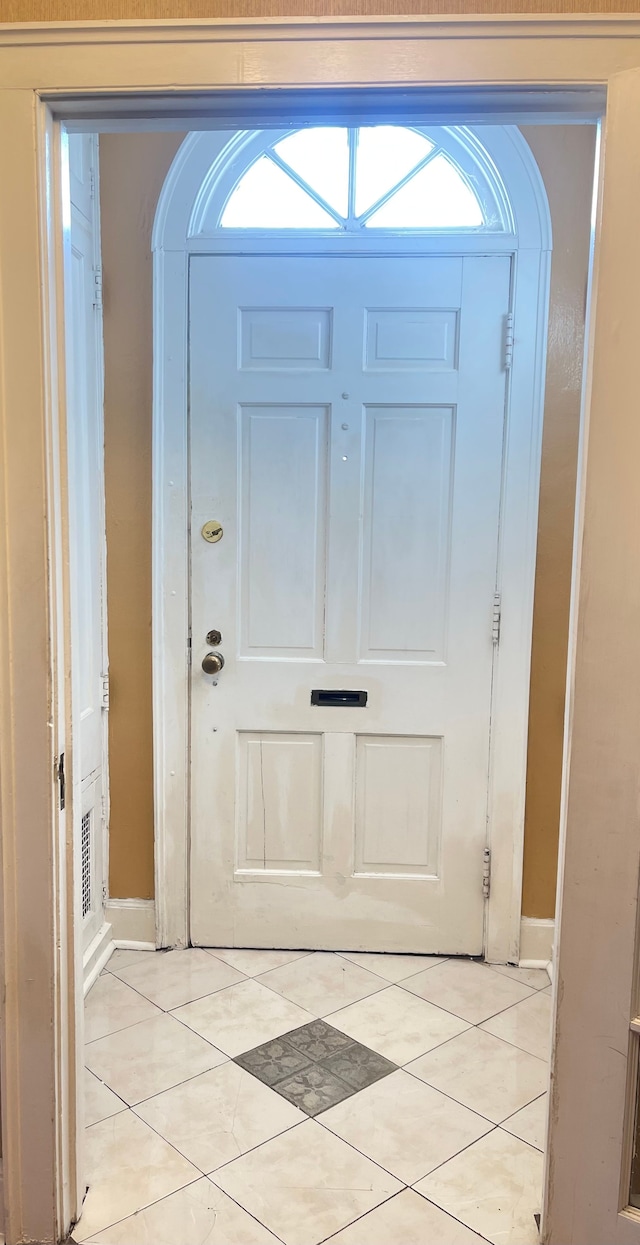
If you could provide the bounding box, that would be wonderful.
[520,125,595,916]
[100,123,594,914]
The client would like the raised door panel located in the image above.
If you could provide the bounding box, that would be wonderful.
[364,308,459,371]
[239,405,328,658]
[359,405,454,662]
[354,734,443,877]
[236,732,323,874]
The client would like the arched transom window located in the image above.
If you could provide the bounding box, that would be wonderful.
[219,126,508,233]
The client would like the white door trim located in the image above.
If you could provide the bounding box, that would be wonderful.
[1,18,640,1244]
[152,124,552,961]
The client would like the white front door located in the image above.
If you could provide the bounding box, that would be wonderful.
[189,252,511,954]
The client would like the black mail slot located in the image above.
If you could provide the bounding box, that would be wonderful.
[311,689,367,707]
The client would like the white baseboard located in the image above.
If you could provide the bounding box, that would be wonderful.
[83,919,114,995]
[520,916,554,964]
[105,898,156,946]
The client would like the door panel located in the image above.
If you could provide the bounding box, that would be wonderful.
[189,254,510,954]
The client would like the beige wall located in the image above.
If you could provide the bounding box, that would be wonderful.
[100,123,595,915]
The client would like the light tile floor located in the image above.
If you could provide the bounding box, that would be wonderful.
[74,948,551,1245]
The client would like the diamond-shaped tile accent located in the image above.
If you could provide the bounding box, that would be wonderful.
[233,1019,397,1116]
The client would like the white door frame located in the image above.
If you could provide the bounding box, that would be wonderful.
[151,123,553,962]
[1,18,640,1245]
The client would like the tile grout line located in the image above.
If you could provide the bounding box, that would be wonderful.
[72,1168,205,1243]
[83,952,546,1245]
[400,1059,548,1128]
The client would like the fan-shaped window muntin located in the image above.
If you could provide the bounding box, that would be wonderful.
[219,126,501,233]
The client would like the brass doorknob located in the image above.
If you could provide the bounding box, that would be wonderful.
[202,651,225,675]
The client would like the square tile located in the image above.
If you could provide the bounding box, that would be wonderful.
[322,1069,492,1184]
[285,1018,354,1061]
[105,949,156,974]
[85,973,161,1043]
[407,1027,548,1123]
[84,1070,126,1128]
[415,1128,544,1245]
[173,979,315,1056]
[235,1035,313,1087]
[134,1062,305,1172]
[111,947,244,1011]
[481,989,552,1061]
[83,1177,281,1244]
[275,1064,356,1116]
[323,1044,397,1093]
[488,963,550,991]
[337,950,448,983]
[327,1188,489,1244]
[85,1012,226,1105]
[257,951,385,1015]
[72,1109,200,1242]
[329,984,469,1065]
[212,1118,402,1245]
[502,1093,548,1151]
[206,947,311,976]
[402,959,536,1024]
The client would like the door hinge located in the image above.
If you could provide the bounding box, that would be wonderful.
[56,752,66,811]
[492,592,502,646]
[482,847,491,899]
[101,674,110,710]
[89,164,97,201]
[504,311,514,371]
[93,267,103,311]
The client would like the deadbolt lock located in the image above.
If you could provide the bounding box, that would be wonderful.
[206,629,222,646]
[202,520,223,544]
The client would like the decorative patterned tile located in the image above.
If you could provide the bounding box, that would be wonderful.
[284,1018,354,1061]
[323,1045,396,1093]
[234,1036,312,1087]
[275,1064,354,1115]
[235,1020,397,1115]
